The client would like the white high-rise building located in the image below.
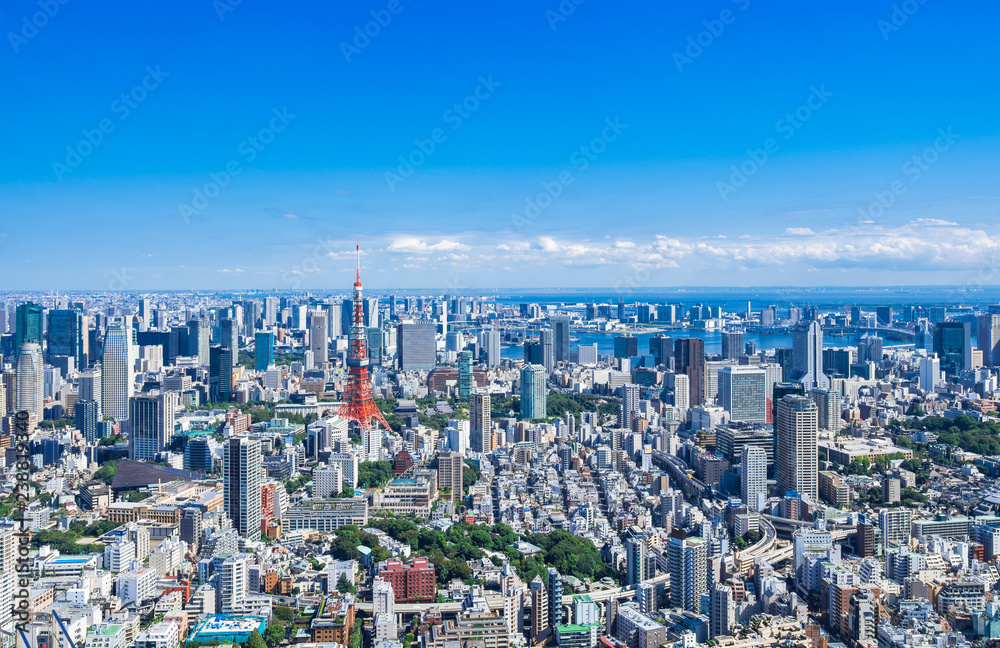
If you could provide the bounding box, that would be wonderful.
[718,365,766,424]
[790,320,830,390]
[372,577,396,642]
[620,383,641,430]
[313,464,344,498]
[919,355,941,391]
[447,420,470,454]
[673,374,690,413]
[78,367,102,418]
[741,445,767,512]
[362,427,383,463]
[482,328,502,367]
[219,554,251,614]
[223,437,262,537]
[329,453,359,488]
[102,324,134,421]
[879,508,912,550]
[777,395,819,501]
[372,578,395,617]
[15,343,43,420]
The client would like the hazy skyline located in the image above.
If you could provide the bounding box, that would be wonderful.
[2,1,997,290]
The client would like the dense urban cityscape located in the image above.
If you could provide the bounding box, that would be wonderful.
[4,2,996,648]
[5,261,1000,648]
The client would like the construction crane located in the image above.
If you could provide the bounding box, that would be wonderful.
[5,611,77,648]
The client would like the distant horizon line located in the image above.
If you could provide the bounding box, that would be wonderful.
[2,285,999,295]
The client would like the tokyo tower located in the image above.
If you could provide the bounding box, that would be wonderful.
[337,245,392,431]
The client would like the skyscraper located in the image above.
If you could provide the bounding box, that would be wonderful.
[672,374,690,413]
[919,355,940,391]
[128,392,178,461]
[397,322,437,371]
[76,399,100,443]
[809,388,842,432]
[187,318,210,366]
[933,321,972,377]
[710,584,735,638]
[614,335,638,359]
[530,575,549,644]
[458,351,473,399]
[520,364,547,420]
[620,383,640,430]
[546,568,563,628]
[777,395,819,501]
[857,334,883,364]
[101,324,133,421]
[668,535,707,613]
[254,331,274,371]
[15,343,43,420]
[220,554,251,614]
[532,329,551,373]
[223,437,263,537]
[483,329,501,367]
[789,321,829,390]
[220,317,239,367]
[741,445,767,511]
[309,311,328,365]
[721,330,744,361]
[674,338,705,405]
[649,334,673,368]
[47,309,86,367]
[551,315,570,364]
[717,365,766,424]
[978,313,1000,366]
[14,302,42,348]
[879,508,911,550]
[210,346,233,403]
[263,296,279,326]
[470,392,492,453]
[625,535,647,585]
[438,451,464,506]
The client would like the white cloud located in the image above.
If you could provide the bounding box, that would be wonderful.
[387,238,469,253]
[785,227,815,235]
[911,218,958,226]
[283,213,299,219]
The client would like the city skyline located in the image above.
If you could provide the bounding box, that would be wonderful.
[1,1,998,289]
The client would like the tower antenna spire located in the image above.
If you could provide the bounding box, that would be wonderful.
[338,236,391,433]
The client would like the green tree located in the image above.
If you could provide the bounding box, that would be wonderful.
[462,461,480,491]
[331,536,361,561]
[336,573,357,594]
[358,461,393,488]
[93,460,120,484]
[246,629,267,648]
[264,623,286,647]
[273,606,295,624]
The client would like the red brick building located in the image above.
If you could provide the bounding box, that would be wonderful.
[393,450,415,475]
[379,557,437,602]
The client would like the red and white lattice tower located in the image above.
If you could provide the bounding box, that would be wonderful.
[337,245,392,431]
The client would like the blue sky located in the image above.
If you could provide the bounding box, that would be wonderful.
[1,0,998,290]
